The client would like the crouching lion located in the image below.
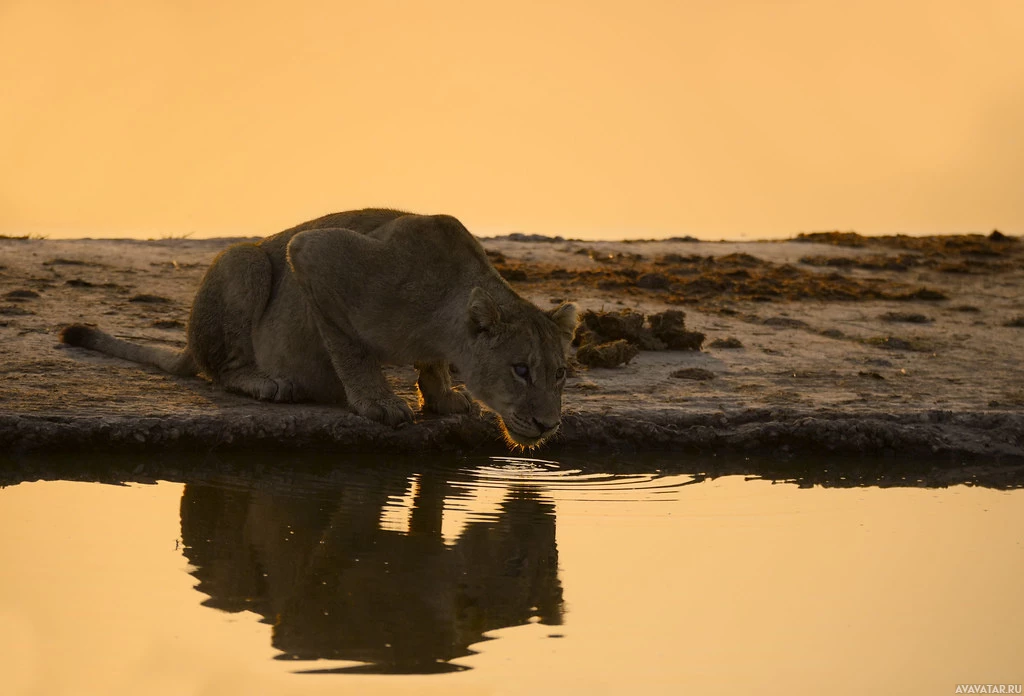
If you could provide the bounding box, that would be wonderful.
[60,209,578,448]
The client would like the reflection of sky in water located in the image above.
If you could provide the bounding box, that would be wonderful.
[0,462,1022,693]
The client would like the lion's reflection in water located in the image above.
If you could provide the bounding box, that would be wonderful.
[179,467,563,674]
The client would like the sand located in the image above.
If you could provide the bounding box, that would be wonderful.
[1,231,1022,469]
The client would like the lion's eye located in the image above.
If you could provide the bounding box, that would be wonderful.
[555,367,566,380]
[512,363,530,381]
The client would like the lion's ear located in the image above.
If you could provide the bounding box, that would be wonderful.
[549,302,579,342]
[468,287,500,333]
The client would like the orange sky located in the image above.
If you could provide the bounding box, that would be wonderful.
[2,0,1022,239]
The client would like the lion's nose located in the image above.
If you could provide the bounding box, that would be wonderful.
[532,417,559,433]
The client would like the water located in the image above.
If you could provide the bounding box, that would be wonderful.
[1,455,1022,695]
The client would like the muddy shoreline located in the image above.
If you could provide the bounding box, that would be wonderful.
[4,406,1024,461]
[2,231,1023,467]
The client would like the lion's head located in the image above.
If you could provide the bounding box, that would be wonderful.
[462,287,578,449]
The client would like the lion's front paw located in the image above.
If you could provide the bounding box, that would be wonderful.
[247,377,293,402]
[423,386,474,415]
[271,378,296,403]
[353,396,415,427]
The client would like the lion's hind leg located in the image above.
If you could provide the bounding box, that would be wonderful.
[189,243,298,403]
[416,361,473,415]
[219,368,295,402]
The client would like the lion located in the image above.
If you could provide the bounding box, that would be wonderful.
[60,209,578,448]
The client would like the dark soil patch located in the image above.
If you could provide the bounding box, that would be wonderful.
[151,319,185,329]
[43,258,106,267]
[0,305,35,316]
[716,252,762,267]
[503,232,566,243]
[129,294,173,304]
[636,273,670,290]
[796,230,1019,253]
[800,254,920,272]
[148,261,205,270]
[497,267,528,281]
[4,289,40,300]
[934,260,1016,274]
[763,317,810,329]
[893,288,948,301]
[582,248,645,264]
[795,232,1022,274]
[1005,316,1024,328]
[655,252,705,266]
[861,336,933,352]
[795,231,867,247]
[65,279,125,290]
[875,232,1019,256]
[497,250,953,306]
[670,368,716,380]
[880,312,933,323]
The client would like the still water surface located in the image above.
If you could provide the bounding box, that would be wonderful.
[1,456,1021,695]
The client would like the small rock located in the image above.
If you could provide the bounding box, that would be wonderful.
[576,339,639,368]
[649,310,705,350]
[580,309,653,346]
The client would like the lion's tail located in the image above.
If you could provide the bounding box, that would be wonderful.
[60,324,199,377]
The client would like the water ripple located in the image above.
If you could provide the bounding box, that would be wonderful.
[444,456,703,503]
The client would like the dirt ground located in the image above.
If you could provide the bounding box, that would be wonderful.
[1,230,1023,468]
